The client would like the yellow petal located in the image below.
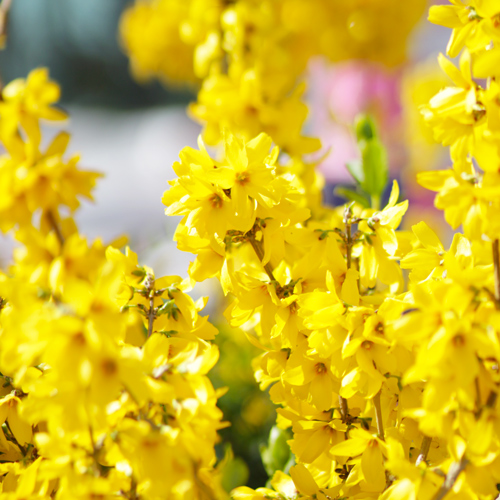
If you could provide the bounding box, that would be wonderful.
[330,437,367,457]
[341,269,360,306]
[289,464,318,496]
[428,5,462,28]
[412,221,444,252]
[361,441,386,491]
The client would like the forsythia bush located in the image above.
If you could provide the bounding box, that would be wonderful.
[2,1,500,500]
[0,71,225,498]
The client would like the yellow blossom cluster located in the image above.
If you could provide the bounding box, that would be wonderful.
[0,70,226,500]
[422,0,500,240]
[120,0,425,172]
[159,2,500,500]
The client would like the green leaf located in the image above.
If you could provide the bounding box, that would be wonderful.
[334,187,370,208]
[260,426,293,477]
[132,268,147,279]
[355,114,377,142]
[346,159,365,185]
[360,139,389,198]
[156,299,180,320]
[220,446,249,492]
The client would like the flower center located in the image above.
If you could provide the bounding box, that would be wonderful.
[209,193,223,208]
[236,171,250,185]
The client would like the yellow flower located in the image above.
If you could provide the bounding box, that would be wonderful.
[421,51,486,161]
[0,68,66,142]
[429,0,500,57]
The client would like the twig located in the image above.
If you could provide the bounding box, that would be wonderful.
[0,0,13,51]
[373,390,385,441]
[144,273,155,338]
[128,478,138,500]
[416,436,432,466]
[339,395,349,424]
[486,390,497,409]
[248,234,277,283]
[47,210,65,247]
[474,377,481,417]
[431,457,468,500]
[344,206,353,270]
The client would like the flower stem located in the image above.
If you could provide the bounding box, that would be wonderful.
[144,273,155,338]
[339,395,349,423]
[431,457,468,500]
[344,206,353,270]
[373,390,385,441]
[248,234,277,283]
[416,436,432,466]
[47,210,65,247]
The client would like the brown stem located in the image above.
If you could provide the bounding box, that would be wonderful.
[486,390,497,409]
[248,235,277,283]
[474,377,481,416]
[346,225,352,269]
[128,478,139,500]
[339,395,349,423]
[0,0,12,43]
[431,457,468,500]
[147,293,155,338]
[144,273,155,339]
[47,210,65,247]
[493,240,500,306]
[344,207,353,270]
[416,436,432,466]
[338,208,357,423]
[373,390,385,441]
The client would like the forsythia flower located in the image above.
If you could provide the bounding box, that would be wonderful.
[0,68,226,500]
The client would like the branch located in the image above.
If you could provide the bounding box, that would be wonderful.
[373,390,385,441]
[344,205,353,270]
[339,394,349,424]
[431,457,468,500]
[47,210,65,247]
[248,234,277,283]
[416,436,432,466]
[144,273,155,338]
[0,0,13,52]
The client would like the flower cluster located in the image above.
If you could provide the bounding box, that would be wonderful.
[120,0,425,174]
[160,2,500,500]
[0,70,225,500]
[4,1,500,500]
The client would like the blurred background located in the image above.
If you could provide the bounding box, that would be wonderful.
[0,0,451,489]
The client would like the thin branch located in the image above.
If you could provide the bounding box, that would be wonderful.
[147,294,155,338]
[47,210,65,247]
[248,234,277,283]
[474,377,481,417]
[144,274,155,338]
[373,390,385,441]
[339,395,349,424]
[0,0,13,57]
[344,206,353,270]
[416,436,432,466]
[431,457,468,500]
[486,390,497,409]
[128,478,138,500]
